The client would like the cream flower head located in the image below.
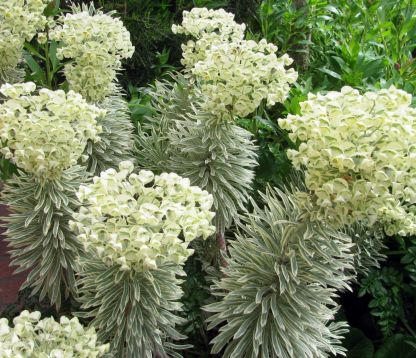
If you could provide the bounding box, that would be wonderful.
[70,161,216,272]
[0,310,109,357]
[50,4,134,102]
[0,82,104,179]
[279,86,416,235]
[173,8,297,121]
[0,0,49,72]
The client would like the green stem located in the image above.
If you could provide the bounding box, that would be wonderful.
[43,29,53,89]
[400,315,416,338]
[384,250,406,255]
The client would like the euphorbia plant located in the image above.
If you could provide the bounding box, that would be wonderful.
[0,82,103,308]
[46,2,137,175]
[49,3,134,103]
[2,2,136,177]
[0,2,136,308]
[137,8,297,262]
[70,161,216,357]
[205,188,354,357]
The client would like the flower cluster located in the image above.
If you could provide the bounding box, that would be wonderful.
[50,5,134,102]
[279,86,416,235]
[70,161,216,272]
[0,310,109,357]
[172,7,246,71]
[172,8,297,121]
[0,82,104,179]
[0,0,49,72]
[192,39,298,120]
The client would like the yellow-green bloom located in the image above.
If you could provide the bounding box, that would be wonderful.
[173,7,297,121]
[172,7,246,71]
[279,86,416,235]
[50,4,134,102]
[0,82,104,180]
[0,310,109,357]
[0,0,49,73]
[70,161,216,272]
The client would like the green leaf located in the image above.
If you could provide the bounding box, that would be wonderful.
[318,67,342,80]
[24,42,46,60]
[23,53,47,85]
[344,328,374,358]
[375,334,416,358]
[44,0,61,17]
[48,41,61,73]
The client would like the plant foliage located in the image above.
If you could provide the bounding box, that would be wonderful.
[137,75,258,231]
[85,92,136,176]
[1,166,86,309]
[76,258,188,358]
[205,187,355,357]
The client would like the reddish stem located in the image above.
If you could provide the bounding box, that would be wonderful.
[216,231,228,267]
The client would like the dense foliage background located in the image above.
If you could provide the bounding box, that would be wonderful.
[2,0,416,357]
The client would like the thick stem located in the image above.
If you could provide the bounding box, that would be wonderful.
[216,230,228,267]
[292,0,311,71]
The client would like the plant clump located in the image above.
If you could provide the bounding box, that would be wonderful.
[206,188,354,357]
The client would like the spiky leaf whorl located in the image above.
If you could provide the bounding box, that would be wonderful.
[1,166,86,308]
[205,188,355,357]
[137,76,257,230]
[345,224,386,277]
[0,66,24,86]
[76,258,188,358]
[85,93,135,176]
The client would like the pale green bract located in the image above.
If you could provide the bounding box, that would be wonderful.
[173,7,297,121]
[0,83,104,180]
[172,7,246,71]
[192,39,298,120]
[0,310,109,358]
[278,85,416,236]
[49,4,134,102]
[0,0,49,74]
[70,161,216,272]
